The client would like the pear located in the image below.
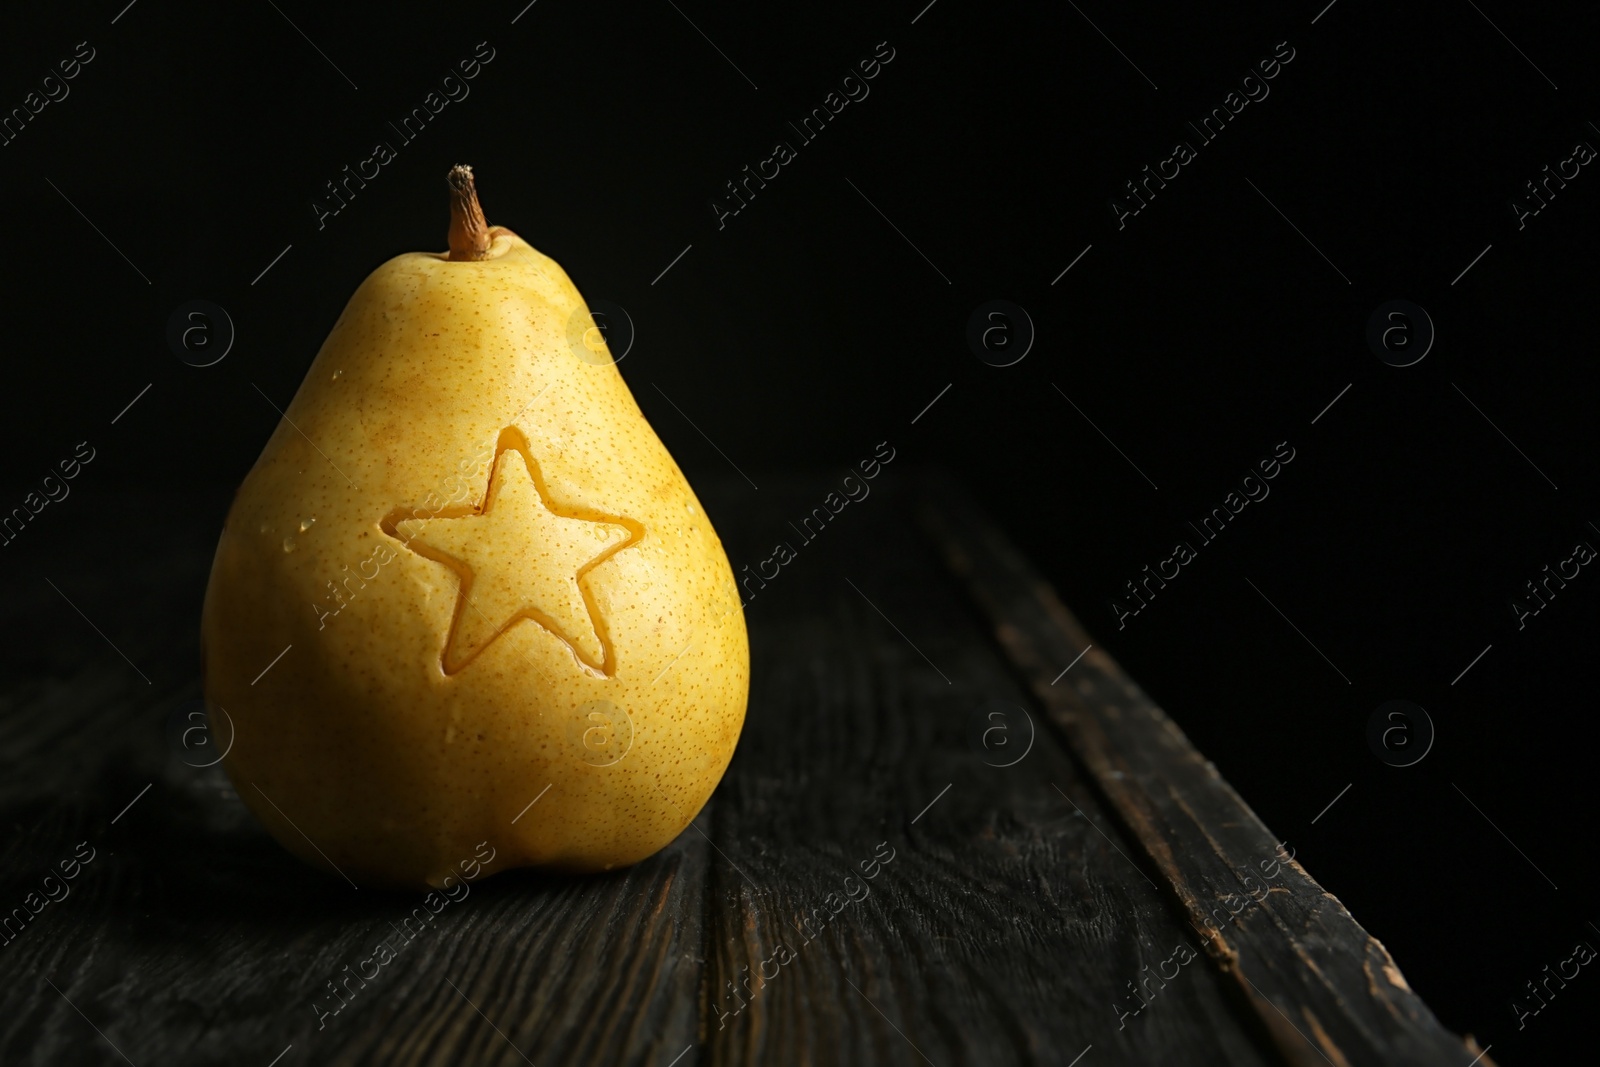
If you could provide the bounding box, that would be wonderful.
[202,166,749,889]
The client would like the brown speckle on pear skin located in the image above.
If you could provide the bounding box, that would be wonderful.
[200,225,749,890]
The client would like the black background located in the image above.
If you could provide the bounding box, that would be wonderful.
[2,0,1596,1060]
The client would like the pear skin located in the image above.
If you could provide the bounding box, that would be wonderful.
[202,168,749,889]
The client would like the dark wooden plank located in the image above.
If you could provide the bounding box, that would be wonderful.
[0,485,708,1067]
[1,475,1493,1065]
[698,476,1278,1066]
[916,471,1494,1067]
[1,773,708,1066]
[319,825,708,1066]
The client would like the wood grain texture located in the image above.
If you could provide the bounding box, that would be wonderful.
[0,487,705,1067]
[916,471,1495,1067]
[699,478,1276,1066]
[0,478,1478,1065]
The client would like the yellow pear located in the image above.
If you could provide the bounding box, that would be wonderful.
[202,166,749,889]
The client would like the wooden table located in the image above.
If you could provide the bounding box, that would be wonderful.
[0,473,1490,1065]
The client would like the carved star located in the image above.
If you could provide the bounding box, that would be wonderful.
[387,437,639,674]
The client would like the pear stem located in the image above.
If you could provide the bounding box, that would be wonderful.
[447,164,493,261]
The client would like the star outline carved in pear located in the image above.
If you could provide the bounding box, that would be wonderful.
[379,428,643,676]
